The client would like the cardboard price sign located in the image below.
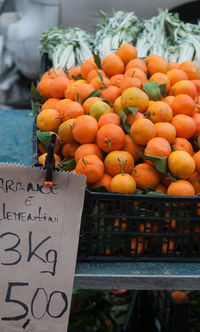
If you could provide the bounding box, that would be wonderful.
[0,164,86,332]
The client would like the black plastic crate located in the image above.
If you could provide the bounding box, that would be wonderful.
[78,190,200,261]
[68,290,142,332]
[143,290,200,332]
[32,54,200,262]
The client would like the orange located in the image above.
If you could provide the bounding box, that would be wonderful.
[167,180,195,196]
[55,98,72,115]
[109,74,124,87]
[61,142,79,159]
[75,154,104,184]
[98,112,120,128]
[171,291,189,303]
[126,111,145,125]
[188,172,200,194]
[171,114,196,139]
[123,134,144,162]
[149,72,170,92]
[40,68,67,80]
[161,96,175,108]
[49,76,70,98]
[68,66,82,80]
[82,96,102,114]
[58,119,75,143]
[192,113,200,137]
[166,69,188,86]
[119,76,142,91]
[110,173,136,194]
[86,69,106,83]
[169,80,197,99]
[126,58,147,73]
[73,83,95,103]
[64,79,86,100]
[121,87,149,112]
[172,137,194,156]
[101,54,125,76]
[138,221,158,233]
[145,54,164,64]
[164,211,176,229]
[90,76,110,90]
[116,43,137,65]
[113,96,122,113]
[72,115,98,144]
[168,62,179,70]
[36,108,62,131]
[100,85,121,104]
[41,98,60,111]
[155,184,167,194]
[195,95,200,113]
[160,173,172,188]
[147,56,169,75]
[179,61,199,80]
[37,78,52,99]
[89,101,112,120]
[81,58,98,79]
[146,101,173,123]
[171,94,195,116]
[132,163,160,189]
[144,137,171,158]
[162,238,175,254]
[96,124,125,153]
[130,118,156,145]
[38,153,61,167]
[91,173,112,191]
[193,151,200,172]
[168,151,196,179]
[130,236,148,255]
[104,150,134,176]
[124,67,147,83]
[58,100,84,121]
[192,80,200,94]
[74,143,103,163]
[154,122,176,143]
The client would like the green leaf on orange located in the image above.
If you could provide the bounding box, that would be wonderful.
[145,189,167,196]
[81,89,101,105]
[137,151,167,173]
[159,84,167,98]
[124,123,131,134]
[37,130,51,152]
[118,110,127,127]
[72,74,83,80]
[58,158,76,172]
[88,186,109,193]
[31,82,46,102]
[92,50,102,69]
[123,107,139,115]
[142,81,161,101]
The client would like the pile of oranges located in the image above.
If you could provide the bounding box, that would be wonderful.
[36,43,200,196]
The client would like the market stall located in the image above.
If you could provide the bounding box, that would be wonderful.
[1,5,200,332]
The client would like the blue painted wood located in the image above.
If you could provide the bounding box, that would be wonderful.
[76,261,200,276]
[0,109,34,165]
[74,262,200,289]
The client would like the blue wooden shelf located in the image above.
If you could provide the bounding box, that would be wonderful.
[74,261,200,289]
[2,108,200,290]
[0,109,34,165]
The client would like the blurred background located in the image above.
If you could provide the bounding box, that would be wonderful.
[0,0,199,109]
